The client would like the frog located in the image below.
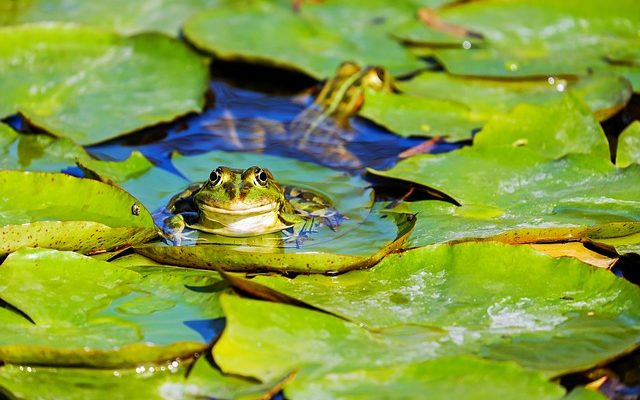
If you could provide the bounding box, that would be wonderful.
[204,62,394,171]
[162,166,341,245]
[289,62,394,168]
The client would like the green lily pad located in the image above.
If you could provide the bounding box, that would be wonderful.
[219,242,640,377]
[360,89,481,140]
[0,23,208,145]
[0,122,154,179]
[0,170,157,255]
[0,248,226,367]
[0,0,221,36]
[368,147,640,247]
[397,72,632,122]
[183,1,424,79]
[0,355,287,400]
[129,151,414,273]
[617,121,640,168]
[0,362,186,400]
[419,0,640,90]
[360,74,628,140]
[286,357,565,400]
[474,94,609,159]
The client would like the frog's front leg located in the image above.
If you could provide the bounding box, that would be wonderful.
[162,213,198,246]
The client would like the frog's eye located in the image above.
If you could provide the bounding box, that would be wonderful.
[254,168,269,186]
[209,168,223,186]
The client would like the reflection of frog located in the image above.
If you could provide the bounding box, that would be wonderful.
[290,62,393,168]
[163,166,340,244]
[206,62,393,170]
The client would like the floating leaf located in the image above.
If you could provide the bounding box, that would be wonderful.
[360,74,626,140]
[183,1,424,79]
[617,121,640,168]
[0,355,289,400]
[0,122,153,179]
[418,0,640,90]
[474,94,609,159]
[0,362,186,400]
[286,357,565,400]
[0,0,221,36]
[397,72,632,121]
[0,248,226,367]
[360,89,481,141]
[0,23,208,145]
[228,242,640,376]
[0,170,157,255]
[368,147,640,247]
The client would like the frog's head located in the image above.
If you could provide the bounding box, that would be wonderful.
[194,166,292,235]
[315,62,395,125]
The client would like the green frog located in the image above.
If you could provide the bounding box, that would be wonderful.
[289,62,394,168]
[163,166,340,245]
[208,62,393,170]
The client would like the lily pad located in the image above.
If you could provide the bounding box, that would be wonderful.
[0,170,157,255]
[183,1,424,79]
[0,248,226,367]
[0,356,288,400]
[130,151,414,273]
[0,363,186,400]
[360,74,627,140]
[0,0,222,36]
[0,23,208,145]
[0,122,153,179]
[617,121,640,168]
[221,242,640,377]
[417,0,640,90]
[368,147,640,247]
[360,89,481,140]
[396,72,632,122]
[474,94,609,159]
[286,357,565,400]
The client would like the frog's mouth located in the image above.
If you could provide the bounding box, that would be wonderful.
[197,202,278,216]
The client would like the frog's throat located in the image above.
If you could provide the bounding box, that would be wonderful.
[198,202,289,235]
[198,202,277,215]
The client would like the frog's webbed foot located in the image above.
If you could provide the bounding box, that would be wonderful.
[283,218,319,248]
[311,210,346,232]
[169,229,199,246]
[162,214,198,246]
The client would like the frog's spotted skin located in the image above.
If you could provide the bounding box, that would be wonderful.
[162,166,341,244]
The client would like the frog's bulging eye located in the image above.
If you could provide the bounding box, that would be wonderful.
[255,168,268,186]
[209,168,223,186]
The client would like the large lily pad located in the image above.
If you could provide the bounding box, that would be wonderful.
[617,121,640,168]
[0,0,221,36]
[0,355,289,400]
[219,242,640,378]
[0,122,153,179]
[0,363,186,400]
[183,0,424,79]
[0,248,226,367]
[286,357,565,400]
[360,89,481,140]
[0,170,157,255]
[368,146,640,246]
[407,0,640,90]
[0,23,208,145]
[474,94,609,159]
[396,72,631,122]
[360,72,631,142]
[129,151,414,273]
